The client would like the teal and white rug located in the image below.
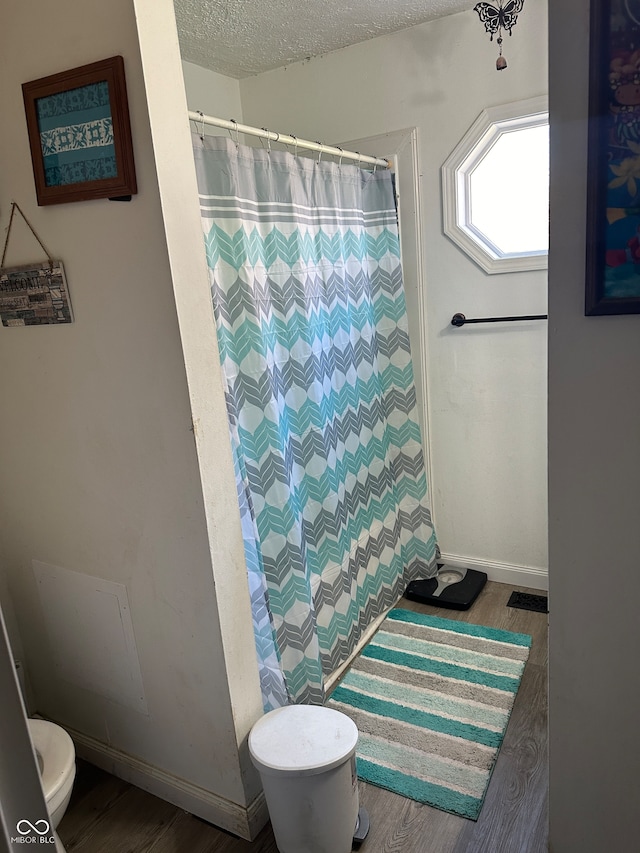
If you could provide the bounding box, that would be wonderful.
[327,608,531,819]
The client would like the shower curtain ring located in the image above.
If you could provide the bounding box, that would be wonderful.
[292,135,298,157]
[316,143,323,164]
[337,147,343,168]
[262,128,271,151]
[356,152,361,169]
[229,119,240,148]
[197,110,205,141]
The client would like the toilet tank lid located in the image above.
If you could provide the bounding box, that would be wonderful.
[248,705,358,777]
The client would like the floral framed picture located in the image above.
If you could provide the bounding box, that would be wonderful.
[22,56,137,206]
[586,0,640,314]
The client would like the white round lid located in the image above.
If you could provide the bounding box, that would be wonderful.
[249,705,358,777]
[27,720,75,801]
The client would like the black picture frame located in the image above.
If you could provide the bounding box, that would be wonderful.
[586,0,640,315]
[22,56,137,206]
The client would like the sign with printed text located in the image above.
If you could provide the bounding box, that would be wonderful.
[0,261,73,326]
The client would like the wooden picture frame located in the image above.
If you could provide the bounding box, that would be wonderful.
[586,0,640,315]
[22,56,137,206]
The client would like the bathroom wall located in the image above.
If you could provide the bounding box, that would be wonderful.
[548,1,640,849]
[182,60,243,124]
[238,4,549,586]
[0,0,263,835]
[0,551,25,672]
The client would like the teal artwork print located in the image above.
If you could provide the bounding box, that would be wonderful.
[193,136,438,707]
[36,81,116,187]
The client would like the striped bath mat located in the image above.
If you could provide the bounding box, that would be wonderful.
[327,608,531,819]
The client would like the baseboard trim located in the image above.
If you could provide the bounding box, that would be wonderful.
[325,554,548,688]
[324,605,392,693]
[66,726,268,841]
[439,553,549,591]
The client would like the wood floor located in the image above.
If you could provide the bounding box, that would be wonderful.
[57,581,548,853]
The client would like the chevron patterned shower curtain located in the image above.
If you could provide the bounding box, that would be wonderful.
[193,135,438,707]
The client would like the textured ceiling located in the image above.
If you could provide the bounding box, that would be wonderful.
[174,0,478,79]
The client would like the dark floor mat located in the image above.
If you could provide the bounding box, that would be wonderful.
[507,591,548,613]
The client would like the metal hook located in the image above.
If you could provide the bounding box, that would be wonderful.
[291,135,298,157]
[229,119,240,148]
[262,128,271,151]
[197,110,205,141]
[316,142,323,164]
[337,147,344,168]
[356,152,361,169]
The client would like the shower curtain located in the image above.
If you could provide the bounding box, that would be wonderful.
[193,135,438,707]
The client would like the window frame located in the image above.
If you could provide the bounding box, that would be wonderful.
[442,96,549,275]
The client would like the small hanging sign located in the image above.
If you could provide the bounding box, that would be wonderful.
[0,261,73,327]
[0,202,73,327]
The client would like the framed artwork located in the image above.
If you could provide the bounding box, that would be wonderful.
[22,56,137,206]
[586,0,640,315]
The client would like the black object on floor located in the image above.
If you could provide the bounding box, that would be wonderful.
[507,591,548,613]
[404,564,487,611]
[353,806,370,847]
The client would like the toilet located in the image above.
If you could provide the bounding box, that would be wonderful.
[27,719,76,851]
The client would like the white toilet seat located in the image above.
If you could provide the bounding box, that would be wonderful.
[27,719,76,829]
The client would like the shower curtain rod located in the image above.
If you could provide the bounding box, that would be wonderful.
[188,110,391,169]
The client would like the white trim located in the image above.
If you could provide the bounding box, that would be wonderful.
[439,553,549,591]
[442,96,549,275]
[402,129,436,517]
[324,604,392,692]
[65,726,268,841]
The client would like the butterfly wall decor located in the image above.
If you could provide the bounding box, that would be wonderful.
[474,0,526,70]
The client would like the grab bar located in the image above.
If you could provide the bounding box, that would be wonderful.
[451,312,548,327]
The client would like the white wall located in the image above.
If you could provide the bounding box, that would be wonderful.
[181,60,242,124]
[239,4,549,585]
[134,0,265,817]
[548,1,640,850]
[0,0,263,836]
